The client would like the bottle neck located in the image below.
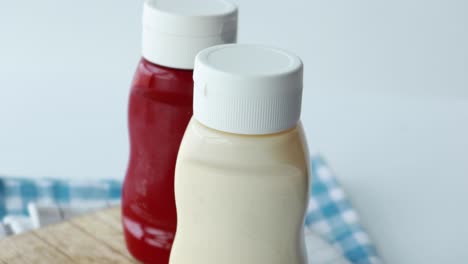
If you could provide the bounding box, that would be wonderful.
[140,57,194,73]
[192,118,300,138]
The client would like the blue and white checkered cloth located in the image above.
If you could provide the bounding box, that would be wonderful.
[0,179,122,217]
[305,156,382,264]
[0,155,382,264]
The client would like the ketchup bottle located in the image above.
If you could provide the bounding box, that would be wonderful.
[122,0,238,263]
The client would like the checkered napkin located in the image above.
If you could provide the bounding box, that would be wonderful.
[0,179,121,218]
[305,156,382,264]
[0,155,382,264]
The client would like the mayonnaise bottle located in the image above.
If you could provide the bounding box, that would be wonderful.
[170,44,310,264]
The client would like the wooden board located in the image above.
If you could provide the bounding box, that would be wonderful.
[0,208,138,264]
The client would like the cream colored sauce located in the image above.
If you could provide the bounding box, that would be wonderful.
[170,119,310,264]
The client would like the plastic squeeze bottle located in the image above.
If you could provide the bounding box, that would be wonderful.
[121,1,237,263]
[170,44,310,264]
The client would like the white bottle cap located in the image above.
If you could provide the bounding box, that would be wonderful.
[193,44,304,135]
[142,0,238,70]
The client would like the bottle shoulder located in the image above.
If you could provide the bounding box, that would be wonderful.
[185,118,306,142]
[131,58,193,90]
[178,119,310,170]
[130,58,194,100]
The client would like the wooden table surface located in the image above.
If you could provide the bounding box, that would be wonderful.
[0,208,138,264]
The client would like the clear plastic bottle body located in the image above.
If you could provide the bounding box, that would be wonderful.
[122,58,193,263]
[170,118,310,264]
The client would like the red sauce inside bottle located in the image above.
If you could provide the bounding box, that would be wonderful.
[122,58,193,264]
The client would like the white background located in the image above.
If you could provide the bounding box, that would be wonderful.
[1,0,467,263]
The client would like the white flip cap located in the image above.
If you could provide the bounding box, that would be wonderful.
[142,0,238,69]
[193,44,304,135]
